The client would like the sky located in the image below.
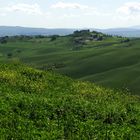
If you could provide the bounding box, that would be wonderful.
[0,0,140,28]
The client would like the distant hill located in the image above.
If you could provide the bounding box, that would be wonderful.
[0,26,75,36]
[1,26,140,37]
[98,27,140,37]
[131,25,140,29]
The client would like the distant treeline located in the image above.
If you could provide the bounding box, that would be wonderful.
[0,35,61,44]
[0,30,130,44]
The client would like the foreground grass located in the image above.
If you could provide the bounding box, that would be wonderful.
[0,63,140,139]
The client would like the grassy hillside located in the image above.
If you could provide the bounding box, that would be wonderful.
[0,63,140,139]
[0,31,140,95]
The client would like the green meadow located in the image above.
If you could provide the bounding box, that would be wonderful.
[0,30,140,139]
[0,31,140,95]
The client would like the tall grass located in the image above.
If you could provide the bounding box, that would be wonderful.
[0,63,140,139]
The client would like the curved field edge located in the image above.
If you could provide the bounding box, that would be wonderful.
[0,63,140,139]
[0,36,140,95]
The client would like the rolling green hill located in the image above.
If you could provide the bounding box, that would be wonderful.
[0,63,140,139]
[0,31,140,95]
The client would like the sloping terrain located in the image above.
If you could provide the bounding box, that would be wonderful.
[0,31,140,94]
[0,63,140,139]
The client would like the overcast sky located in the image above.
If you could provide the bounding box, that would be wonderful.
[0,0,140,28]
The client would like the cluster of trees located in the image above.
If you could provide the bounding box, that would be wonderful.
[9,35,33,41]
[73,30,104,47]
[40,63,65,71]
[50,35,59,41]
[121,38,130,43]
[11,35,60,41]
[0,35,60,43]
[0,36,8,44]
[73,30,90,37]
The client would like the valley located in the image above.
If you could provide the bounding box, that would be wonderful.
[0,30,140,139]
[0,30,140,95]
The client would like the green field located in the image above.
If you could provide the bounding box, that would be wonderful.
[0,63,140,139]
[0,31,140,95]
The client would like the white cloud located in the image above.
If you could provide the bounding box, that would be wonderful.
[84,11,112,16]
[114,2,140,22]
[0,3,47,16]
[0,3,43,15]
[51,2,89,9]
[0,13,7,16]
[117,2,140,15]
[51,1,112,18]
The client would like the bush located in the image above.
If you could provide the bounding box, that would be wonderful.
[0,37,8,44]
[50,35,59,41]
[7,53,12,58]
